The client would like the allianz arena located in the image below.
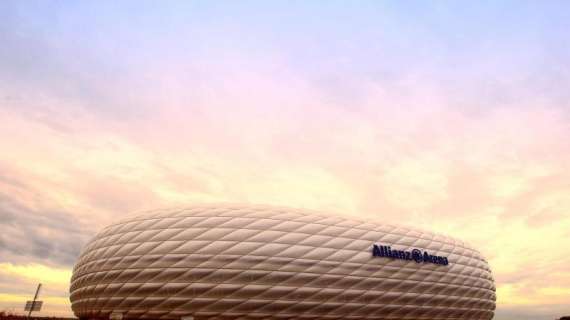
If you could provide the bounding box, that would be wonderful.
[70,205,496,320]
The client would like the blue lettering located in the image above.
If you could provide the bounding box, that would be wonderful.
[372,243,449,266]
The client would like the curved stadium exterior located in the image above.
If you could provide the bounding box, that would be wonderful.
[70,205,496,320]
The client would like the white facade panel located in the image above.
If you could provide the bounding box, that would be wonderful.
[70,205,495,320]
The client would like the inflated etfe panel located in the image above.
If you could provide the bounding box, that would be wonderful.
[70,205,496,320]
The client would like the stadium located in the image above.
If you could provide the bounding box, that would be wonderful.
[69,205,496,320]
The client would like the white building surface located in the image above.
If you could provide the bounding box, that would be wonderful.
[70,205,496,320]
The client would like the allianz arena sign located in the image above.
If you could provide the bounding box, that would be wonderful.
[70,205,495,320]
[372,244,450,266]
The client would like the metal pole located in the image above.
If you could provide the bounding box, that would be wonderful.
[27,283,42,319]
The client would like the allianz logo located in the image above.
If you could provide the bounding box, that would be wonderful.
[372,244,449,266]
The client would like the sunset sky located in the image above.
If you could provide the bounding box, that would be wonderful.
[1,1,569,319]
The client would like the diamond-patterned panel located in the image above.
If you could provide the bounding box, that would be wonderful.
[70,204,496,320]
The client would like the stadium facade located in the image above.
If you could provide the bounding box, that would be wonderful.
[69,205,496,320]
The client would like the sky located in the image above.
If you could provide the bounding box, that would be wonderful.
[0,1,569,319]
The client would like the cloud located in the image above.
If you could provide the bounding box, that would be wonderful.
[495,304,570,320]
[0,263,73,317]
[0,264,71,289]
[0,193,92,266]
